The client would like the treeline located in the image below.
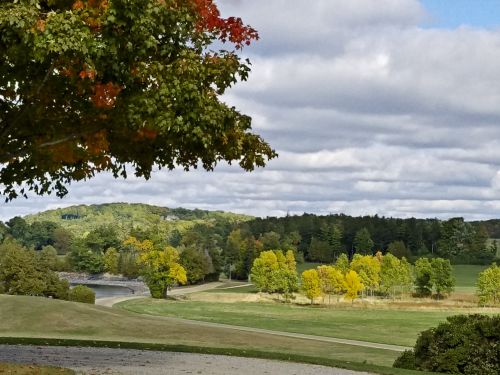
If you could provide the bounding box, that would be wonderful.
[227,214,498,273]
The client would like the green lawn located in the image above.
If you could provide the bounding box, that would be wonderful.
[296,262,321,274]
[118,298,478,347]
[453,264,488,293]
[0,295,405,370]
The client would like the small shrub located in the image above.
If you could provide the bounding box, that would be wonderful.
[68,285,95,304]
[392,350,416,370]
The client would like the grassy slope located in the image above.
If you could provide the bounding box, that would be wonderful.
[0,363,74,375]
[0,295,402,369]
[118,299,481,347]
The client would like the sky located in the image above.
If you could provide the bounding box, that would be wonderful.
[3,0,500,221]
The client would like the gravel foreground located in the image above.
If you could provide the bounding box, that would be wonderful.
[0,345,374,375]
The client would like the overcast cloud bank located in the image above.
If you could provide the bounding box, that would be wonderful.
[2,0,500,221]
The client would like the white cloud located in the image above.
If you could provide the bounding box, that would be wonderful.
[3,0,500,221]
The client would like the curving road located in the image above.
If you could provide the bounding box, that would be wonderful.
[0,345,374,375]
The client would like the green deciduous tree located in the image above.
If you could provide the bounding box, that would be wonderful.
[414,257,433,297]
[380,253,413,298]
[0,0,275,200]
[431,258,455,299]
[37,245,58,270]
[0,240,69,298]
[68,239,105,274]
[476,263,500,306]
[179,247,210,284]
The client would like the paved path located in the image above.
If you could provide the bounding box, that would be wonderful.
[0,345,374,375]
[95,282,223,307]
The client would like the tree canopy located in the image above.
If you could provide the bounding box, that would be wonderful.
[0,0,276,199]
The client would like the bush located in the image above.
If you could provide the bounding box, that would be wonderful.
[68,285,95,304]
[394,314,500,374]
[392,350,416,370]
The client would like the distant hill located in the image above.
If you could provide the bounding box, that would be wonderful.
[24,203,253,237]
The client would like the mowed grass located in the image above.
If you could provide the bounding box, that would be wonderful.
[453,264,488,293]
[118,298,475,347]
[0,295,402,368]
[0,362,74,374]
[296,262,321,274]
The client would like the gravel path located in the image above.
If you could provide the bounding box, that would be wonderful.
[0,345,374,375]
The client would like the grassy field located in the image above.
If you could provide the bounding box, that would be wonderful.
[0,362,74,374]
[118,298,489,347]
[0,295,406,370]
[452,264,488,293]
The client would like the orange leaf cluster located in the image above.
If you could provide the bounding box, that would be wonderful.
[48,142,79,165]
[91,82,121,109]
[72,0,108,10]
[84,130,109,155]
[191,0,258,48]
[136,127,159,140]
[36,19,46,32]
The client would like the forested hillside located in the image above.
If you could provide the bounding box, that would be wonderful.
[0,205,498,283]
[23,203,251,238]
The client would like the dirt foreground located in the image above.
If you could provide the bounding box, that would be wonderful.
[0,345,374,375]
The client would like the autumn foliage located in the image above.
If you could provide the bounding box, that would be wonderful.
[0,0,274,199]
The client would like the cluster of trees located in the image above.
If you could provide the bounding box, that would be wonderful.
[0,240,94,303]
[394,314,500,374]
[249,249,456,304]
[249,250,298,301]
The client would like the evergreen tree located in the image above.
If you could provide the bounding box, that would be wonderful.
[353,228,374,255]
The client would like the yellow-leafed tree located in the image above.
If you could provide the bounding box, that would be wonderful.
[124,237,187,299]
[301,269,321,304]
[317,265,344,304]
[343,270,364,304]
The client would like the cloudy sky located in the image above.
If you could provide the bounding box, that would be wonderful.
[3,0,500,221]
